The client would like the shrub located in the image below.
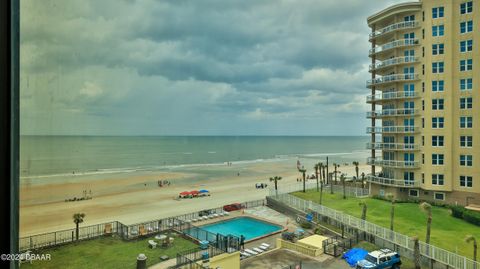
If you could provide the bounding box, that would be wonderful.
[463,210,480,226]
[300,221,313,229]
[450,205,465,219]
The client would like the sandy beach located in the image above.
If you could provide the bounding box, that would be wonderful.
[20,158,369,237]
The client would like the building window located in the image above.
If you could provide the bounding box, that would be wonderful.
[460,40,473,52]
[433,62,444,73]
[432,25,445,36]
[434,192,445,201]
[409,189,419,197]
[432,117,444,128]
[432,99,444,110]
[460,116,473,128]
[460,176,473,187]
[432,44,444,55]
[422,136,425,146]
[422,173,425,184]
[460,78,473,90]
[432,136,444,147]
[460,97,473,109]
[432,80,444,92]
[432,174,444,185]
[460,155,473,166]
[432,154,444,165]
[422,153,425,164]
[432,7,444,18]
[460,21,473,33]
[404,15,415,21]
[460,1,473,14]
[460,59,473,71]
[460,136,473,147]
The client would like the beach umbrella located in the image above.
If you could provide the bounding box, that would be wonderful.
[199,189,209,193]
[179,191,190,196]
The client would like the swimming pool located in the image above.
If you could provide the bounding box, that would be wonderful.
[197,217,283,241]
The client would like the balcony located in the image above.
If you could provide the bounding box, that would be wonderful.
[366,142,420,151]
[369,21,420,40]
[367,91,419,103]
[366,126,419,134]
[366,108,420,118]
[369,56,419,72]
[367,174,419,187]
[367,157,420,168]
[369,38,419,56]
[367,73,420,88]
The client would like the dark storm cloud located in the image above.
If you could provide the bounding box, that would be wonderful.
[20,0,406,135]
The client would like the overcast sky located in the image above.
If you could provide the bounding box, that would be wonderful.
[20,0,406,136]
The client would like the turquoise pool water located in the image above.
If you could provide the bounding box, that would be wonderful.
[198,217,283,241]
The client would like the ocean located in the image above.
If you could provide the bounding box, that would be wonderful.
[20,136,370,178]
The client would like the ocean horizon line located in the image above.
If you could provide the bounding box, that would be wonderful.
[21,134,369,138]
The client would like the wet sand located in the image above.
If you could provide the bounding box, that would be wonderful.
[20,159,369,236]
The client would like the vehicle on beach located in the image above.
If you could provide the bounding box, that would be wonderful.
[356,249,401,269]
[223,203,244,212]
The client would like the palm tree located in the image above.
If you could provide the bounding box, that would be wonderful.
[465,235,478,262]
[361,172,366,190]
[269,176,282,197]
[353,161,359,187]
[386,193,395,231]
[321,164,326,184]
[73,213,86,241]
[420,202,432,245]
[319,179,324,205]
[333,163,340,185]
[314,163,320,192]
[298,167,307,193]
[340,174,347,199]
[412,236,421,269]
[359,202,367,221]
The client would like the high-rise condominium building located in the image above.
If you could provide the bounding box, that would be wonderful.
[366,0,479,205]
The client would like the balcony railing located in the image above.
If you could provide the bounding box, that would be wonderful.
[369,21,420,40]
[367,91,419,103]
[367,174,419,187]
[369,38,419,56]
[366,126,419,134]
[367,73,419,87]
[366,142,420,151]
[369,56,419,72]
[367,108,419,118]
[367,157,420,168]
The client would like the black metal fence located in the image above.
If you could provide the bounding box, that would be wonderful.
[19,199,265,252]
[175,245,226,268]
[323,235,355,257]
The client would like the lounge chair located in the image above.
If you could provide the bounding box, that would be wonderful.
[202,216,208,220]
[192,218,197,222]
[224,211,230,216]
[240,251,251,258]
[253,247,264,253]
[213,213,219,218]
[19,251,32,264]
[259,245,268,250]
[208,215,214,219]
[260,243,270,248]
[148,240,157,249]
[245,249,258,255]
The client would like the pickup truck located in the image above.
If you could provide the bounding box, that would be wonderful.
[356,249,401,269]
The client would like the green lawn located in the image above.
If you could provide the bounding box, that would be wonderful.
[22,233,197,269]
[293,190,480,259]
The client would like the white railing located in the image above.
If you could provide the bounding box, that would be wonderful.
[369,21,420,39]
[367,174,419,187]
[367,91,419,103]
[369,38,420,55]
[367,73,420,87]
[366,142,420,151]
[367,108,420,118]
[369,56,419,72]
[366,126,419,134]
[269,182,369,197]
[367,157,420,168]
[269,193,480,269]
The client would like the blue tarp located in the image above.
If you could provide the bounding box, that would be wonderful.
[342,248,368,267]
